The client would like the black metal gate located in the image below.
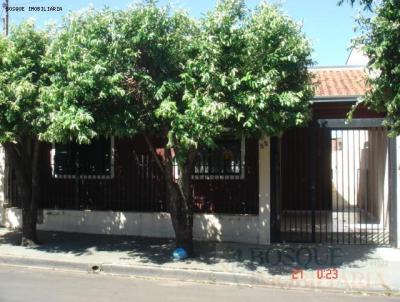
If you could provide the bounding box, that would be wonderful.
[271,124,391,245]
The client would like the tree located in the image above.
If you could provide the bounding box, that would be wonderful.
[0,23,50,246]
[341,0,400,134]
[43,0,313,256]
[339,0,373,9]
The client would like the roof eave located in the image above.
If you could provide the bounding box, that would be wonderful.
[309,65,365,70]
[311,95,362,103]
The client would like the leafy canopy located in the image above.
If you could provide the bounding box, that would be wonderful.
[342,0,400,135]
[39,1,313,154]
[359,0,400,134]
[338,0,374,10]
[0,22,49,143]
[40,9,134,144]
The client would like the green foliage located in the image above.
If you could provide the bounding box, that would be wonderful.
[351,0,400,135]
[0,22,49,143]
[40,9,134,144]
[197,0,315,137]
[338,0,374,10]
[43,0,313,156]
[2,0,313,154]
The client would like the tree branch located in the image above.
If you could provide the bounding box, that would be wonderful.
[143,133,165,175]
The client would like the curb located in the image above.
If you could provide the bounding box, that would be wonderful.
[0,255,96,273]
[0,254,397,294]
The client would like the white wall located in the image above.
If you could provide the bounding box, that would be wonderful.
[0,138,271,245]
[3,208,260,244]
[397,136,400,248]
[258,136,271,244]
[332,129,390,229]
[332,130,369,208]
[0,146,4,225]
[346,47,369,66]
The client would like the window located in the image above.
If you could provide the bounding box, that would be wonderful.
[193,136,245,180]
[51,137,115,179]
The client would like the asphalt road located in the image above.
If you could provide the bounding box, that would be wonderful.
[0,265,397,302]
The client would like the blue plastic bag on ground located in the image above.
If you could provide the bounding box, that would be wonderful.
[172,248,188,261]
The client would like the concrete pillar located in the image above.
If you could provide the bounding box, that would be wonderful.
[390,136,400,248]
[0,146,4,225]
[396,136,400,248]
[258,136,271,245]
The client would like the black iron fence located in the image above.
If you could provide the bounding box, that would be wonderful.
[4,159,20,208]
[42,151,167,212]
[5,138,259,215]
[273,126,391,245]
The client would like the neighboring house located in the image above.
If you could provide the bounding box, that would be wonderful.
[346,46,370,66]
[0,50,399,247]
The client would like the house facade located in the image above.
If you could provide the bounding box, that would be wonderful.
[1,53,400,247]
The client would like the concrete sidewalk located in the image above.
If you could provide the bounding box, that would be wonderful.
[0,228,399,294]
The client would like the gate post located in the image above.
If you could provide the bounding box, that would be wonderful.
[391,136,400,247]
[258,136,271,245]
[389,136,399,247]
[397,136,400,248]
[0,146,5,225]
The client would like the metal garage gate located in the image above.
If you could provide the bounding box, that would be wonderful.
[271,123,392,245]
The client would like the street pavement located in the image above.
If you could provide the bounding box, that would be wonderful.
[1,228,400,293]
[0,265,397,302]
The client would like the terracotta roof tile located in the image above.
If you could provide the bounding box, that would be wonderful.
[311,67,367,98]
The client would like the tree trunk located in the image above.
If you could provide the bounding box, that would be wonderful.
[23,138,41,246]
[3,137,41,246]
[144,134,196,257]
[163,148,195,257]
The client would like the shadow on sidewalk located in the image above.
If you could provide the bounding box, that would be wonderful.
[0,229,383,275]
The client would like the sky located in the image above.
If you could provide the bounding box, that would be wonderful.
[1,0,367,66]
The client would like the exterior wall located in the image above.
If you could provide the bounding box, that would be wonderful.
[397,136,400,248]
[0,138,270,245]
[332,129,390,228]
[312,102,385,119]
[346,47,369,66]
[280,127,332,211]
[3,209,260,244]
[0,146,4,225]
[331,130,369,208]
[258,136,271,244]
